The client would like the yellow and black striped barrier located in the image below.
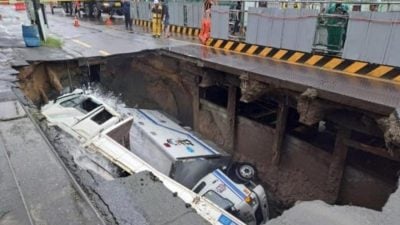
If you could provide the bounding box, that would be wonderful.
[205,38,400,83]
[134,19,200,37]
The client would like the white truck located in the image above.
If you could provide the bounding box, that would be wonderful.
[41,89,269,225]
[130,109,269,225]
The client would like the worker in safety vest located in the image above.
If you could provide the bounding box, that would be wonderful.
[152,0,163,38]
[199,9,211,45]
[326,3,348,55]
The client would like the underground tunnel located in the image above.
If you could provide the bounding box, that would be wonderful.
[15,50,400,218]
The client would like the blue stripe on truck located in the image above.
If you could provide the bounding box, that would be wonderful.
[213,169,246,200]
[137,109,218,155]
[218,214,238,225]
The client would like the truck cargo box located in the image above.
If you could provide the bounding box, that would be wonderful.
[130,109,231,188]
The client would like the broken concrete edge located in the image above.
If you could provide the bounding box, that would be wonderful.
[266,177,400,225]
[10,87,108,225]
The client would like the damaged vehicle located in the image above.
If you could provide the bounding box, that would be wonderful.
[41,89,269,225]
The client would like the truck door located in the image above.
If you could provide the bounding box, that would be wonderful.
[72,106,118,141]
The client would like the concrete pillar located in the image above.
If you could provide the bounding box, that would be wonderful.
[226,85,237,151]
[325,127,350,202]
[271,101,289,165]
[192,83,200,132]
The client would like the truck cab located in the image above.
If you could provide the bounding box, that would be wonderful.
[193,169,269,225]
[41,89,122,142]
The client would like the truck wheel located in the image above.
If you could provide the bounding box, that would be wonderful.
[235,163,257,182]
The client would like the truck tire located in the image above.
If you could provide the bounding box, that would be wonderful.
[235,163,257,182]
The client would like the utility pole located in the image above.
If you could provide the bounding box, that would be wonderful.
[25,0,46,41]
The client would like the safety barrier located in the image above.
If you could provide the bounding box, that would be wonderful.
[343,11,400,67]
[133,19,201,36]
[131,0,400,69]
[246,7,318,53]
[205,38,400,83]
[211,6,230,40]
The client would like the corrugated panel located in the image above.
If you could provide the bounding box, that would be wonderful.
[362,12,394,64]
[296,9,318,53]
[211,6,230,39]
[246,7,261,44]
[342,12,371,60]
[383,12,400,67]
[169,2,178,25]
[267,8,284,48]
[177,2,184,26]
[194,4,202,28]
[210,6,219,38]
[186,4,193,27]
[281,9,300,50]
[256,8,272,46]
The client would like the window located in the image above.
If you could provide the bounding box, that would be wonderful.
[60,96,85,108]
[60,96,101,114]
[91,109,113,125]
[203,190,234,210]
[193,181,206,194]
[81,98,100,112]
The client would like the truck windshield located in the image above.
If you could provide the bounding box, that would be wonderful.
[203,190,233,210]
[60,96,101,114]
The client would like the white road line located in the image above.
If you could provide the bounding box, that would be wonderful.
[72,39,92,48]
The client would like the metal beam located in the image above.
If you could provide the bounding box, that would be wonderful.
[271,100,289,165]
[345,139,400,162]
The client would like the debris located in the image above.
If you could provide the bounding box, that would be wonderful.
[377,112,400,157]
[297,88,326,125]
[240,75,271,103]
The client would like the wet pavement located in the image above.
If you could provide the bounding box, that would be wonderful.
[0,99,105,225]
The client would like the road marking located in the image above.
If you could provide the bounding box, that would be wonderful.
[99,50,110,56]
[272,50,288,60]
[305,55,323,65]
[367,66,393,78]
[323,58,344,69]
[72,39,91,48]
[258,47,272,57]
[344,62,368,73]
[287,52,304,62]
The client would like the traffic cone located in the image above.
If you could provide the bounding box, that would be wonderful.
[105,16,112,26]
[73,16,80,27]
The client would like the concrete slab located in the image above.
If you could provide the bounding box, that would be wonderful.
[94,172,211,225]
[0,100,25,120]
[0,140,32,225]
[165,45,400,115]
[0,117,104,225]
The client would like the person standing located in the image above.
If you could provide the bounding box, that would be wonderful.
[122,0,133,31]
[233,1,241,35]
[152,0,163,38]
[161,0,170,38]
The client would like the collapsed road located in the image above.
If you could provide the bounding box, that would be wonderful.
[1,2,400,225]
